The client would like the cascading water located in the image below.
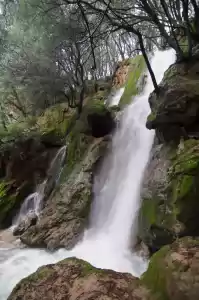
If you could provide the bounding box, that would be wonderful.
[0,49,175,299]
[13,145,67,227]
[107,87,125,106]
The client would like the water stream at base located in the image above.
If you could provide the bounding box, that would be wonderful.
[0,49,175,299]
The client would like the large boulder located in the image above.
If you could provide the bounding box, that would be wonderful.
[146,46,199,142]
[8,257,152,300]
[139,139,199,252]
[142,237,199,300]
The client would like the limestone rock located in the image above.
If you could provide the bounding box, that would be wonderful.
[8,257,152,300]
[142,237,199,300]
[21,137,108,250]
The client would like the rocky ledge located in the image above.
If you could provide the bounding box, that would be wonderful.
[8,257,151,300]
[8,237,199,300]
[146,45,199,142]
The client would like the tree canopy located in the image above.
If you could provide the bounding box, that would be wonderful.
[0,0,198,125]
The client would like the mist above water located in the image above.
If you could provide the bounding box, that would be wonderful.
[0,49,175,300]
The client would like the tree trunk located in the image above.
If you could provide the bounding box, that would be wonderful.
[138,33,159,94]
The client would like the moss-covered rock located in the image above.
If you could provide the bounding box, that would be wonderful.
[142,237,199,300]
[37,103,75,134]
[146,46,199,142]
[8,257,152,300]
[139,139,199,252]
[139,143,176,251]
[119,55,146,107]
[169,139,199,235]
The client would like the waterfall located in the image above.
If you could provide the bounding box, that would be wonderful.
[107,87,125,106]
[13,146,66,227]
[0,49,175,299]
[71,49,176,273]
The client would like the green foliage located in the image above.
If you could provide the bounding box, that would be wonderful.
[119,55,146,107]
[0,121,35,148]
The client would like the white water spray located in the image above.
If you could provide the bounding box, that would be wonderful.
[107,87,125,106]
[0,49,175,299]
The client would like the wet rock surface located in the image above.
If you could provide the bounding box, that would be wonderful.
[13,212,38,236]
[8,257,152,300]
[146,47,199,142]
[139,139,199,252]
[142,237,199,300]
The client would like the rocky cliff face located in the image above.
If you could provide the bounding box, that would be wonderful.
[15,100,115,249]
[20,137,108,250]
[139,45,199,253]
[146,45,199,142]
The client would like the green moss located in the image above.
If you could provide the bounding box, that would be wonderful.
[85,89,110,105]
[170,139,199,175]
[64,129,93,178]
[168,139,199,232]
[82,100,111,118]
[79,259,105,277]
[0,104,76,152]
[173,175,193,202]
[119,55,146,107]
[0,181,18,225]
[80,260,105,277]
[142,245,171,300]
[141,199,157,226]
[59,257,105,277]
[147,112,156,123]
[26,267,54,283]
[37,103,76,137]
